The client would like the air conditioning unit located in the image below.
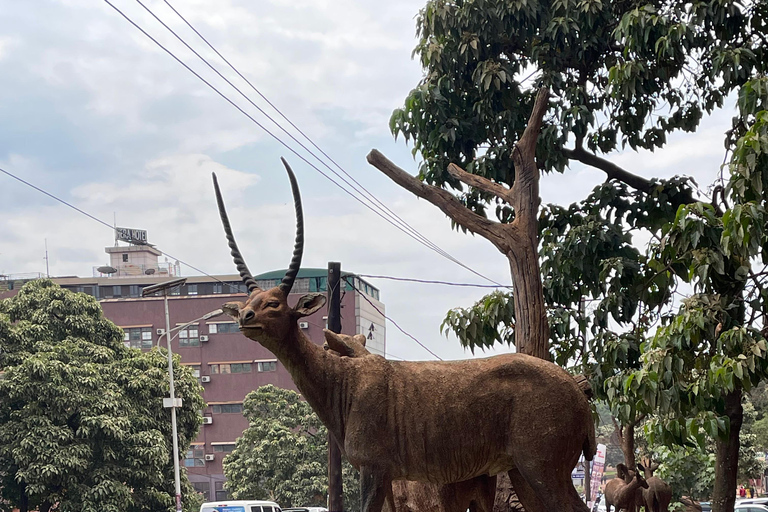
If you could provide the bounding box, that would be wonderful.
[202,417,213,425]
[200,335,209,342]
[156,328,165,335]
[299,321,309,329]
[201,376,211,383]
[204,454,215,461]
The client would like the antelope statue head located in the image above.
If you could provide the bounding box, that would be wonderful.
[213,158,326,350]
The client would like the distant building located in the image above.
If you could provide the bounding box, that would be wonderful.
[2,241,386,501]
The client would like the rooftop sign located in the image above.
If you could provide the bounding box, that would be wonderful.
[115,227,148,245]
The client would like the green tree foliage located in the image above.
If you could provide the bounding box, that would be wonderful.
[223,385,360,512]
[392,0,766,213]
[0,280,204,512]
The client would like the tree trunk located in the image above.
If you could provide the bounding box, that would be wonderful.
[712,388,743,512]
[619,422,636,470]
[507,237,550,360]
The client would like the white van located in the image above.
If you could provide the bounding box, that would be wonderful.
[200,500,282,512]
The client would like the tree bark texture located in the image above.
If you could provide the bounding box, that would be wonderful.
[613,417,639,470]
[712,389,743,512]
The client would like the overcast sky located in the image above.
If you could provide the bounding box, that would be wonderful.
[0,0,734,361]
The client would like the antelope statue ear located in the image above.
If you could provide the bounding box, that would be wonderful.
[324,330,355,357]
[616,463,628,480]
[353,334,367,347]
[222,301,244,320]
[293,293,327,317]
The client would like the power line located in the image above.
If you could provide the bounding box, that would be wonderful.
[103,0,505,288]
[154,0,446,263]
[0,165,242,293]
[354,273,511,289]
[2,164,445,359]
[343,276,443,360]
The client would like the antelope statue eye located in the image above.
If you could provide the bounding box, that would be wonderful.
[266,301,280,309]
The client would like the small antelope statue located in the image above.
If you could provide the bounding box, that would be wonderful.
[213,159,596,512]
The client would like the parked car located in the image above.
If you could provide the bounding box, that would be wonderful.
[283,508,328,512]
[200,500,282,512]
[699,502,711,512]
[734,504,768,512]
[739,498,768,506]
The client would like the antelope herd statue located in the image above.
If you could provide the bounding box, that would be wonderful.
[213,159,596,512]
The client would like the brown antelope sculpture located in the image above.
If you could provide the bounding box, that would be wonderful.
[213,160,597,512]
[635,457,672,512]
[323,332,496,512]
[604,463,649,512]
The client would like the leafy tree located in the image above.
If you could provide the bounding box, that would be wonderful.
[0,280,204,512]
[368,2,768,511]
[223,385,360,512]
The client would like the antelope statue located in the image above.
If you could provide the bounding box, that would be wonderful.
[213,159,597,512]
[324,332,496,512]
[634,457,672,512]
[604,463,649,512]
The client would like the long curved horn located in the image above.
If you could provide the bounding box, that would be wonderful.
[212,172,259,293]
[278,158,303,295]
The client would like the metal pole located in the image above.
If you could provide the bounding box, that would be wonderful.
[327,262,343,512]
[163,290,183,512]
[580,296,591,504]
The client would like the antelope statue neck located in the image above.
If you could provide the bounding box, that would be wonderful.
[213,160,597,512]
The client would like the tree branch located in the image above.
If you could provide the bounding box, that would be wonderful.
[562,143,654,194]
[366,149,511,251]
[510,87,549,234]
[447,163,514,203]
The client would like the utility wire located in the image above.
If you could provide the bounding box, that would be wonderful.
[0,166,242,293]
[354,273,511,289]
[103,0,505,288]
[344,276,443,360]
[157,0,447,264]
[1,165,446,358]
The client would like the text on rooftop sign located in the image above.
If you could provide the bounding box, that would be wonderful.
[115,227,148,244]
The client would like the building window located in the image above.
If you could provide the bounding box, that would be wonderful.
[188,284,198,296]
[213,443,236,453]
[179,325,199,347]
[184,446,205,467]
[214,481,227,501]
[112,285,122,298]
[122,254,129,262]
[211,403,243,414]
[257,361,277,372]
[123,327,153,349]
[184,364,201,378]
[213,283,223,294]
[208,322,239,334]
[193,482,210,501]
[129,285,140,297]
[209,363,252,374]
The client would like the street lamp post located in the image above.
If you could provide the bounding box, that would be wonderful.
[142,277,187,512]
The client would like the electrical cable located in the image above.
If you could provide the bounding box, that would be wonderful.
[103,0,506,288]
[0,166,243,293]
[353,273,511,289]
[151,0,446,264]
[2,165,446,359]
[343,276,443,360]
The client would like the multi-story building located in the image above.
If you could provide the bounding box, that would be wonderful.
[2,240,386,501]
